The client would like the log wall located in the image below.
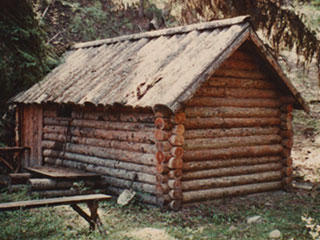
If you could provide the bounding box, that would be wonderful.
[181,49,293,205]
[41,105,158,205]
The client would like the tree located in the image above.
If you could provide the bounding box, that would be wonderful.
[169,0,320,78]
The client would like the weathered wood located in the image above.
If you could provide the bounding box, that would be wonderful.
[43,151,157,175]
[43,134,156,154]
[282,148,291,158]
[169,200,182,211]
[156,183,170,194]
[44,117,70,126]
[28,178,97,191]
[183,144,283,161]
[282,177,293,185]
[183,156,282,171]
[280,96,296,104]
[279,130,293,138]
[168,169,183,179]
[219,59,260,71]
[156,151,171,163]
[213,68,267,79]
[44,157,156,184]
[42,141,156,166]
[281,139,293,148]
[280,120,293,131]
[182,171,283,191]
[282,167,293,176]
[206,77,275,89]
[43,127,155,144]
[72,110,155,123]
[182,163,282,180]
[154,130,171,141]
[168,157,183,169]
[168,179,182,189]
[280,113,293,122]
[195,87,278,99]
[156,163,169,174]
[156,141,172,152]
[184,127,280,139]
[102,175,156,194]
[169,135,184,146]
[184,117,281,129]
[282,157,292,167]
[185,106,280,118]
[187,97,282,108]
[171,113,186,124]
[32,189,108,198]
[183,135,282,150]
[170,147,184,158]
[280,104,293,113]
[155,118,171,130]
[171,125,185,135]
[156,174,169,183]
[9,173,32,184]
[0,194,111,211]
[43,109,57,117]
[169,190,183,200]
[182,181,282,203]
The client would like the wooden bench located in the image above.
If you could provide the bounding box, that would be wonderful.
[0,194,112,234]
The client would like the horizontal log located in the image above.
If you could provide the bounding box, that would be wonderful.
[32,189,107,198]
[155,118,171,130]
[171,125,185,136]
[44,117,70,126]
[279,130,293,138]
[280,96,296,104]
[184,127,280,139]
[207,77,275,89]
[156,141,172,152]
[195,87,278,99]
[168,179,182,189]
[185,106,280,118]
[102,175,156,195]
[169,190,183,200]
[182,162,282,180]
[156,174,169,183]
[171,147,184,158]
[183,144,283,161]
[183,135,282,151]
[184,117,281,129]
[213,68,267,79]
[43,110,57,117]
[218,58,260,71]
[43,133,156,154]
[43,126,155,144]
[182,181,282,203]
[9,173,32,184]
[156,163,169,174]
[168,157,183,169]
[183,156,282,171]
[182,171,283,191]
[43,157,156,185]
[42,141,156,166]
[43,150,157,175]
[187,97,282,108]
[154,130,171,141]
[171,113,186,124]
[168,169,183,179]
[156,183,170,194]
[282,167,293,177]
[280,104,293,113]
[28,178,97,191]
[282,157,292,167]
[72,111,155,123]
[169,135,184,146]
[169,200,182,211]
[282,139,293,148]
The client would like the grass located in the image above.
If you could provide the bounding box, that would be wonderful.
[0,189,319,239]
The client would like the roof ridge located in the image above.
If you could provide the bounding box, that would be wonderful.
[72,15,251,49]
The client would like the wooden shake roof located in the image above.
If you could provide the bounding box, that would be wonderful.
[12,16,309,112]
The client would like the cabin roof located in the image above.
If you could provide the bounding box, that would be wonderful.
[12,15,309,112]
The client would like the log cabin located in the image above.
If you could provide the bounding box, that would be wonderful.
[11,16,309,210]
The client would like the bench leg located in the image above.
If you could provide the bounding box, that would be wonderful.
[70,200,105,235]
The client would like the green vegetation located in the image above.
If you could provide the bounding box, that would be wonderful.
[1,189,319,239]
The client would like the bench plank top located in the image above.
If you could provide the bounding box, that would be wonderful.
[0,194,112,211]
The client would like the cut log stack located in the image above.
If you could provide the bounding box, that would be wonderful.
[42,107,158,205]
[279,97,295,188]
[154,111,185,210]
